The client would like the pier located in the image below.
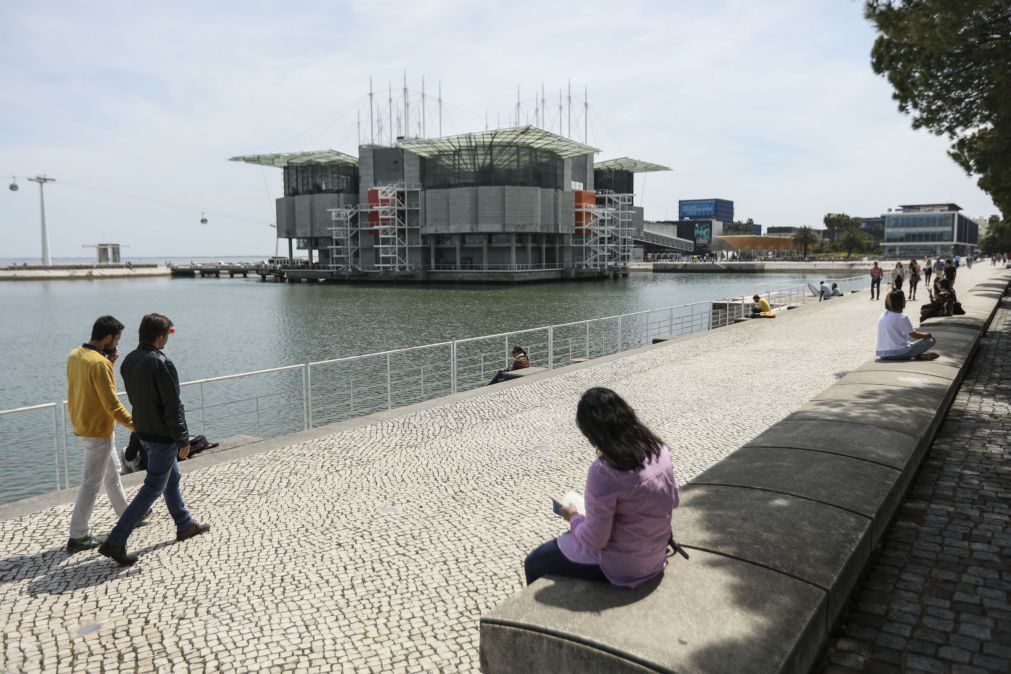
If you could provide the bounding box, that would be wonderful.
[169,263,257,278]
[0,265,1006,672]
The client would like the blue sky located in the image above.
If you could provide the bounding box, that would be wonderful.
[0,0,998,258]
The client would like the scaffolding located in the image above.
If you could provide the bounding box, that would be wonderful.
[328,207,361,271]
[367,183,421,272]
[574,190,633,270]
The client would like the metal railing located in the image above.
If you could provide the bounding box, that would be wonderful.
[0,275,865,504]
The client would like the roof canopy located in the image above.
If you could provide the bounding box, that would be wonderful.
[397,126,599,159]
[229,150,359,168]
[594,157,670,173]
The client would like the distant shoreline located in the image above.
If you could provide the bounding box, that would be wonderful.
[0,264,171,281]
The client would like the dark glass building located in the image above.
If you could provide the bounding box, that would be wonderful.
[882,204,979,257]
[678,198,734,223]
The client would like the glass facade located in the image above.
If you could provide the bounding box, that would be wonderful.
[421,144,563,190]
[283,164,359,197]
[593,169,634,194]
[679,199,734,223]
[882,212,979,256]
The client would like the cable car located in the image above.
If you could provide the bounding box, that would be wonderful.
[8,177,17,192]
[200,212,208,225]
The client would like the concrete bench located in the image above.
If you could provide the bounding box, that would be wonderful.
[500,367,547,380]
[480,271,1011,674]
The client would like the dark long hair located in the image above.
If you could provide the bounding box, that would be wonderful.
[576,387,664,471]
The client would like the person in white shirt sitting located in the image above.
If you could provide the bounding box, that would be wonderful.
[819,280,832,301]
[876,290,939,361]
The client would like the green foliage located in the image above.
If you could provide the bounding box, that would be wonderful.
[822,213,863,240]
[792,225,820,258]
[866,0,1011,217]
[979,216,1011,254]
[834,227,872,258]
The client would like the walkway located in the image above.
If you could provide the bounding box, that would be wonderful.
[822,295,1011,674]
[0,265,999,673]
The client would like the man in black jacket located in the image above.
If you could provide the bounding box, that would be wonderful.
[98,313,209,566]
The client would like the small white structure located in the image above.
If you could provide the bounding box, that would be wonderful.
[82,243,122,265]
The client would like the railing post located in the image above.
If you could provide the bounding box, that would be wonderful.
[349,377,354,415]
[547,326,554,369]
[387,353,392,410]
[451,341,458,394]
[198,382,206,435]
[585,322,590,359]
[669,307,674,333]
[480,354,485,381]
[61,402,69,490]
[255,396,261,434]
[52,406,60,491]
[617,315,623,352]
[420,366,425,396]
[305,364,312,430]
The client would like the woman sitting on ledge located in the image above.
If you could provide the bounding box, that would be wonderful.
[488,346,530,385]
[876,290,939,361]
[524,387,679,588]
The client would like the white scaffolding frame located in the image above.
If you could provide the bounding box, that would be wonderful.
[575,190,633,270]
[328,206,361,271]
[368,183,421,272]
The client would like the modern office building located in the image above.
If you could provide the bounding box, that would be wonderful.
[882,203,979,257]
[766,226,799,237]
[232,127,670,282]
[678,198,734,224]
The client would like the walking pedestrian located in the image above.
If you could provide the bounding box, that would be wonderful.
[869,261,883,300]
[98,314,209,566]
[944,258,957,285]
[908,258,921,301]
[924,258,934,285]
[892,260,906,292]
[932,257,945,283]
[66,316,136,553]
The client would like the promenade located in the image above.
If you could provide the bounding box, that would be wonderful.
[0,265,999,673]
[822,295,1011,673]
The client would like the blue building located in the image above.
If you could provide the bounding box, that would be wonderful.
[882,203,979,257]
[679,198,734,223]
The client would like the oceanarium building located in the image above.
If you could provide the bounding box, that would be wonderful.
[231,127,678,282]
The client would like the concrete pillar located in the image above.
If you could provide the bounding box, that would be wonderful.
[526,234,532,268]
[510,235,516,268]
[308,244,314,265]
[429,239,436,270]
[288,239,293,261]
[455,237,461,270]
[541,235,547,266]
[482,236,489,270]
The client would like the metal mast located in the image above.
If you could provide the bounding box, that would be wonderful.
[515,86,520,126]
[388,82,393,144]
[421,76,426,137]
[584,85,589,144]
[369,76,375,143]
[438,81,442,136]
[567,79,572,138]
[28,176,55,266]
[403,71,409,139]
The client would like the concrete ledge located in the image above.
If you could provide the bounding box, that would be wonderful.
[500,366,547,379]
[481,550,827,674]
[479,270,1011,674]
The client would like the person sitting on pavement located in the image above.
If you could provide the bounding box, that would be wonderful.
[877,290,939,361]
[751,294,772,317]
[831,283,844,296]
[819,280,832,301]
[523,387,680,588]
[923,277,956,319]
[488,346,530,385]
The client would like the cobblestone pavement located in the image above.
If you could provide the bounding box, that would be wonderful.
[0,267,999,673]
[822,295,1011,674]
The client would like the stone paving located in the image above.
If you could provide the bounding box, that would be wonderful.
[822,294,1011,674]
[0,265,999,673]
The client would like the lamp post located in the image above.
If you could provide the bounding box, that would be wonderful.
[9,175,56,266]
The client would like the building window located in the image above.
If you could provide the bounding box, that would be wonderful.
[421,144,563,190]
[283,164,360,197]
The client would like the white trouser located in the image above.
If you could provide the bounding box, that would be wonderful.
[68,436,128,539]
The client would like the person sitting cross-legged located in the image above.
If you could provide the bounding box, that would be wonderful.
[876,290,939,361]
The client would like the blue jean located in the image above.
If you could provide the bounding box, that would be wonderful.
[879,336,936,361]
[106,439,193,545]
[524,538,607,586]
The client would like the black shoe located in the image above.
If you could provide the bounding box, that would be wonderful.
[67,534,101,554]
[97,541,138,566]
[176,522,210,542]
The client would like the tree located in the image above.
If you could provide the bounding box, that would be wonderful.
[823,213,864,241]
[792,226,820,258]
[979,215,1011,254]
[835,227,871,258]
[866,0,1011,217]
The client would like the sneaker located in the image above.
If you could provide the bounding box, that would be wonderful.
[97,541,138,566]
[176,522,210,542]
[66,534,101,554]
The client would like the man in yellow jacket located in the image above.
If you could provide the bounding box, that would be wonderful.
[66,316,136,553]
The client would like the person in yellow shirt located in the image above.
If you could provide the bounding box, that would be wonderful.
[66,316,136,553]
[751,294,772,317]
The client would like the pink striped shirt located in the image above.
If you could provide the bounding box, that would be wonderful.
[557,445,679,588]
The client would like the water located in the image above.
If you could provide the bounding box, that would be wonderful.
[0,271,857,504]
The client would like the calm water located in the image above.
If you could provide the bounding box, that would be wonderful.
[1,271,855,503]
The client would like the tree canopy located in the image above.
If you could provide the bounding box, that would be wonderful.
[866,0,1011,217]
[792,226,820,258]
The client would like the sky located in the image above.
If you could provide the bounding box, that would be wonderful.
[0,0,999,259]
